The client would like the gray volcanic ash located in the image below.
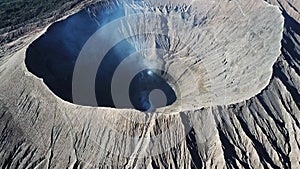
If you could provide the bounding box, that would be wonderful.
[0,0,299,168]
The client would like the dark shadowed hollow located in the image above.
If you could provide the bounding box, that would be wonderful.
[25,3,177,111]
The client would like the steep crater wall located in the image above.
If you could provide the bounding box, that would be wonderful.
[25,0,283,112]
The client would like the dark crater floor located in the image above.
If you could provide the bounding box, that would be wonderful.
[25,3,177,111]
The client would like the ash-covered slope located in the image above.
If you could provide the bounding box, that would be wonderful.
[0,0,299,168]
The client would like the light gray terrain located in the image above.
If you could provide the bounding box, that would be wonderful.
[0,0,300,168]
